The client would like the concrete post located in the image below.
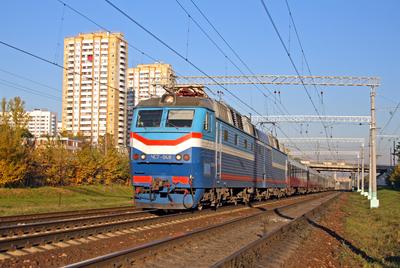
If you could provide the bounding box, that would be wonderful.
[370,86,379,208]
[361,143,367,196]
[357,153,361,192]
[368,123,372,200]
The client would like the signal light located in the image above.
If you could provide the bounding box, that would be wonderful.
[140,154,146,160]
[183,154,190,161]
[133,154,139,160]
[175,154,182,161]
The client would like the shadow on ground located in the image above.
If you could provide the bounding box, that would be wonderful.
[305,218,387,266]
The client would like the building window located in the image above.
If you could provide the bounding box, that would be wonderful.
[234,134,238,145]
[244,139,248,149]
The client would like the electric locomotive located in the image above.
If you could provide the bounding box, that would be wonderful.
[130,88,333,210]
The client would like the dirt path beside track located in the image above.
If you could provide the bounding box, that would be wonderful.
[284,193,364,268]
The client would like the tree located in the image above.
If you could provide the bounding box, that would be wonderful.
[8,97,29,129]
[389,164,400,188]
[394,142,400,162]
[98,134,130,184]
[74,142,103,184]
[32,137,75,186]
[0,97,32,187]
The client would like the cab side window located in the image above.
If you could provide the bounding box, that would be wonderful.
[204,112,211,132]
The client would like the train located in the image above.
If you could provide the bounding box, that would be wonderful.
[129,88,335,210]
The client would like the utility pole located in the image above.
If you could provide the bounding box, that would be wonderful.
[361,143,367,196]
[357,152,360,192]
[370,86,379,208]
[393,140,396,166]
[368,127,372,200]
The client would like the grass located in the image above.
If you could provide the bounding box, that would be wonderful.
[0,184,134,216]
[341,188,400,267]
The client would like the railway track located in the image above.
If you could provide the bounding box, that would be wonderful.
[0,206,140,226]
[0,193,326,255]
[213,193,339,267]
[64,192,340,268]
[0,209,160,252]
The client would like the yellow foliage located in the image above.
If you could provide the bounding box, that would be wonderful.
[389,164,400,188]
[0,160,28,187]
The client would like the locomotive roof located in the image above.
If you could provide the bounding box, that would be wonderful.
[136,96,214,110]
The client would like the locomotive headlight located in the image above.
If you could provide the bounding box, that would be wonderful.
[175,154,182,161]
[140,154,146,160]
[183,154,190,161]
[160,93,176,104]
[164,95,175,103]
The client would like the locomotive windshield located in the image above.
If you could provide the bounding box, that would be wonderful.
[137,110,163,127]
[166,109,194,128]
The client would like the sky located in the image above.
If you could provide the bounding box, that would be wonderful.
[0,0,399,165]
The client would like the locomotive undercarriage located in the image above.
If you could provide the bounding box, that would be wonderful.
[135,185,326,210]
[200,187,299,208]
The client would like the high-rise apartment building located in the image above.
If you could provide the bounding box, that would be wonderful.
[126,63,174,140]
[27,109,57,137]
[128,63,175,106]
[61,32,128,147]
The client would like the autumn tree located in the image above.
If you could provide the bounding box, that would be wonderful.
[73,141,103,184]
[99,134,130,184]
[32,137,75,186]
[389,165,400,188]
[0,97,32,187]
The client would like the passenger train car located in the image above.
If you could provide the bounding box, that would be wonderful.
[130,91,334,210]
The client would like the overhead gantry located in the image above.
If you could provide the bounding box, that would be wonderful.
[174,74,381,208]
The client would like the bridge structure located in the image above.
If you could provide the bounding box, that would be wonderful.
[300,161,393,174]
[175,74,381,208]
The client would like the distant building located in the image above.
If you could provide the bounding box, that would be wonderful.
[62,32,128,147]
[57,121,62,135]
[33,137,82,151]
[126,63,174,143]
[27,109,57,137]
[128,62,175,106]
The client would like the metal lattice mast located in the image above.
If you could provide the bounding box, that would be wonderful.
[289,150,361,156]
[279,137,365,143]
[176,74,380,87]
[252,115,371,124]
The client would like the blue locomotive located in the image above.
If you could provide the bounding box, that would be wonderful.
[130,90,334,210]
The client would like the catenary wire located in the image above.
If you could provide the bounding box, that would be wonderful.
[105,0,310,159]
[190,0,295,117]
[105,0,263,117]
[0,79,61,102]
[176,0,275,106]
[55,0,218,101]
[189,0,305,137]
[284,0,324,107]
[259,0,335,159]
[0,67,61,93]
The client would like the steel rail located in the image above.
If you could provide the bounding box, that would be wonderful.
[0,206,138,226]
[64,192,338,268]
[0,210,156,239]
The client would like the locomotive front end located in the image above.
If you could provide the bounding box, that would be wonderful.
[130,100,213,210]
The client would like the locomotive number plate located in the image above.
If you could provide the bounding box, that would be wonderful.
[149,154,173,160]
